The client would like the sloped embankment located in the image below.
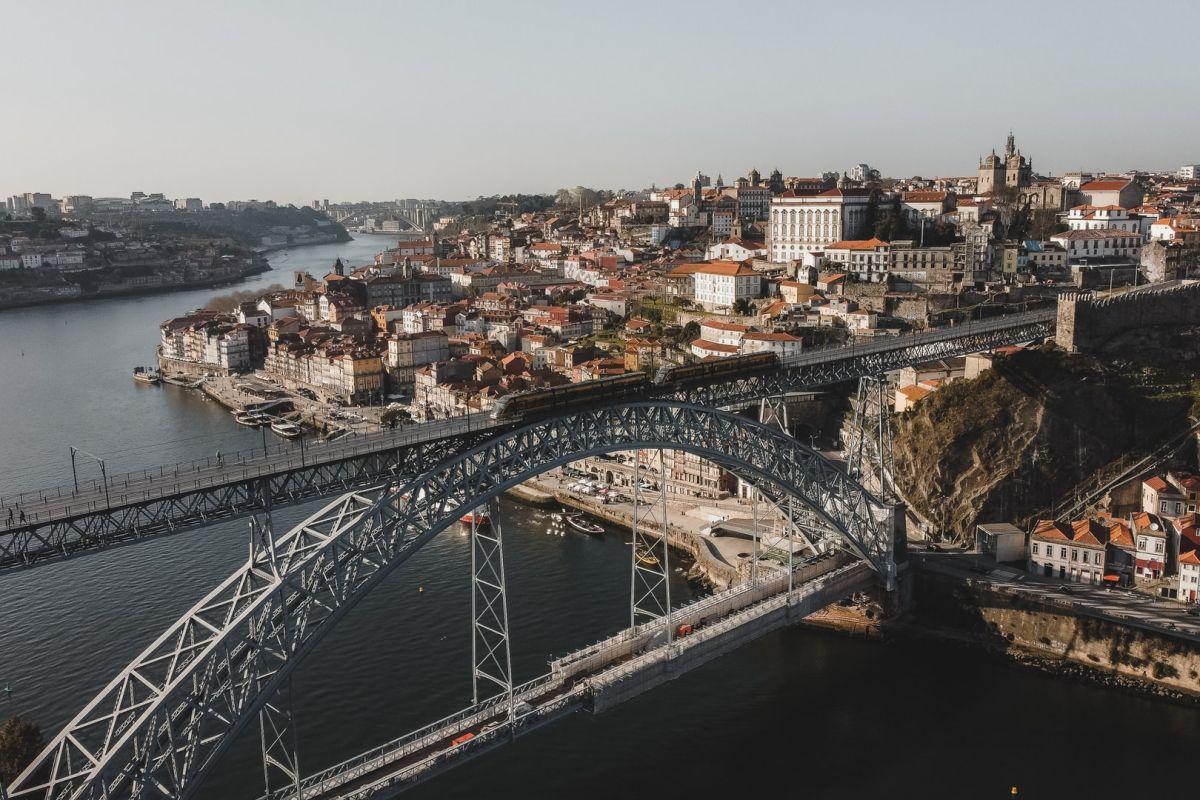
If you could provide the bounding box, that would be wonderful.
[892,346,1194,542]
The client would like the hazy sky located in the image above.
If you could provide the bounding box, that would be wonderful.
[3,0,1197,205]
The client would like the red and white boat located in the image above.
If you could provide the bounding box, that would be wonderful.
[459,508,490,529]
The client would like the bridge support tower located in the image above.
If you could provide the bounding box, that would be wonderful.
[471,499,514,720]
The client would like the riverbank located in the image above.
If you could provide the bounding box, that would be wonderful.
[891,568,1200,703]
[0,261,272,312]
[505,480,734,589]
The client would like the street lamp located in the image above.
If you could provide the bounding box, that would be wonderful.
[70,446,111,509]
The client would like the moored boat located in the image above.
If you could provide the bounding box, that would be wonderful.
[635,547,660,566]
[270,419,302,438]
[459,507,490,528]
[234,410,270,426]
[132,366,161,385]
[564,512,604,535]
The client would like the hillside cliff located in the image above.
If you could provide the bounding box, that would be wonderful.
[892,345,1197,542]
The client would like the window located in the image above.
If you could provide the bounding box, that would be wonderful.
[1071,549,1078,561]
[1060,547,1067,559]
[1082,552,1089,564]
[1032,543,1039,555]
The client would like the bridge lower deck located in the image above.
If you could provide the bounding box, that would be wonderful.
[274,558,873,800]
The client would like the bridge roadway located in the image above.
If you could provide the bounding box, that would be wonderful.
[0,307,1055,574]
[263,557,873,800]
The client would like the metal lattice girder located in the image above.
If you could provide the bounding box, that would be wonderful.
[0,309,1051,576]
[258,682,300,799]
[0,425,504,575]
[678,309,1055,407]
[629,450,670,627]
[471,499,512,705]
[8,402,895,800]
[847,376,896,501]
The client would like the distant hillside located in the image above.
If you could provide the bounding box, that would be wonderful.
[893,344,1200,543]
[94,206,351,247]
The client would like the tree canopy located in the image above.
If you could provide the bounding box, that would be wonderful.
[0,715,44,784]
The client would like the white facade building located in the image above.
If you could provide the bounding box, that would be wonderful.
[690,261,762,312]
[1049,228,1142,263]
[768,188,874,263]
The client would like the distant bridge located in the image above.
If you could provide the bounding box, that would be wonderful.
[0,308,1053,574]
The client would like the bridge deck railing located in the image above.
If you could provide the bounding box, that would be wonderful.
[591,562,870,688]
[1,308,1058,522]
[773,306,1055,372]
[278,671,559,800]
[1,414,505,523]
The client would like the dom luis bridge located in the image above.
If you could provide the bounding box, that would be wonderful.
[3,308,1055,800]
[0,308,1054,574]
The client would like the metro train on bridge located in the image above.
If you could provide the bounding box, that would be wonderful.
[489,352,777,420]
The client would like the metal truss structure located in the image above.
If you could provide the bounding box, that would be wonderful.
[8,402,896,800]
[629,449,671,632]
[471,499,513,710]
[0,309,1050,575]
[846,375,897,501]
[676,308,1055,407]
[0,424,503,574]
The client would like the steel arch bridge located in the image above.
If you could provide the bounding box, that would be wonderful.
[9,402,897,800]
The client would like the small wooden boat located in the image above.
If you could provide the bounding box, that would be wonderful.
[564,513,604,535]
[132,366,161,385]
[635,547,660,567]
[234,410,270,427]
[459,508,490,528]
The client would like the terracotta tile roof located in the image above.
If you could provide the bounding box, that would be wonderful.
[742,331,800,342]
[1032,519,1070,540]
[896,385,932,402]
[826,238,890,251]
[1069,519,1105,547]
[690,338,739,354]
[700,320,750,332]
[903,191,949,203]
[1144,476,1170,492]
[1081,179,1133,192]
[691,260,759,277]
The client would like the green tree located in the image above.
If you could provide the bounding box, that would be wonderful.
[0,715,44,784]
[676,321,701,344]
[30,207,47,223]
[732,298,754,316]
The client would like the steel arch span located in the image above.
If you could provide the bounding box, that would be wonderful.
[9,402,896,800]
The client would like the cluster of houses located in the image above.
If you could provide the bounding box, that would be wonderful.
[981,471,1200,603]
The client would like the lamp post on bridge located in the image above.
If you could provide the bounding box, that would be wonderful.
[70,446,111,510]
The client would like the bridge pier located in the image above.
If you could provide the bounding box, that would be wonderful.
[259,681,302,799]
[471,498,514,715]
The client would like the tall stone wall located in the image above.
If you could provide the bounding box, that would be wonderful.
[1055,280,1200,353]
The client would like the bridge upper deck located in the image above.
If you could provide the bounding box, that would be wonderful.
[0,308,1054,573]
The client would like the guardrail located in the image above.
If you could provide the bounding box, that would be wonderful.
[0,414,507,525]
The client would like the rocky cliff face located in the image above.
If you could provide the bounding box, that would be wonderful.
[892,346,1195,542]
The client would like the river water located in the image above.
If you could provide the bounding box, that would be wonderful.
[1,237,1196,799]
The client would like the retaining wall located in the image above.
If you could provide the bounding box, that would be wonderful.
[1055,281,1200,353]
